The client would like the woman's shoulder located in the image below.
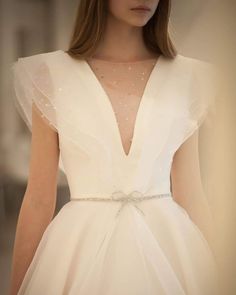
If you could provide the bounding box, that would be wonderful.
[174,53,216,73]
[169,53,218,89]
[16,49,62,63]
[175,53,208,64]
[12,50,65,83]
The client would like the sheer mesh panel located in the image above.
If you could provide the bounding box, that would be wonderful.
[11,57,57,133]
[182,59,219,142]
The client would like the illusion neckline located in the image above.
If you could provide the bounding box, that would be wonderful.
[86,56,160,64]
[59,49,165,159]
[82,55,163,158]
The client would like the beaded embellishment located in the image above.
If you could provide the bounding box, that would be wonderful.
[70,190,172,218]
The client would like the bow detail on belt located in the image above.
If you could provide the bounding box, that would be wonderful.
[111,190,148,218]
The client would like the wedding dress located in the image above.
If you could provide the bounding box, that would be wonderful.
[11,49,219,295]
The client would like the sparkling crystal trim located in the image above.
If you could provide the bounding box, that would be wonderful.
[70,190,172,218]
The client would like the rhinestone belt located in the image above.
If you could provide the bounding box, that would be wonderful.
[70,190,172,218]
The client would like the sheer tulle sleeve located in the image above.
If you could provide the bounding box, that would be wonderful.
[10,54,71,172]
[11,55,58,133]
[182,59,218,142]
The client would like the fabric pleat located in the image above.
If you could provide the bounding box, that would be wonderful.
[17,198,220,295]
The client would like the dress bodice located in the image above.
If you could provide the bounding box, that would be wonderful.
[84,56,160,157]
[11,50,217,198]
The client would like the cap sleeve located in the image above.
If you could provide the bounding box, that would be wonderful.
[182,59,218,142]
[11,55,58,133]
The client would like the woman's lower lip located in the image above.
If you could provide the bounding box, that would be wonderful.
[131,8,150,12]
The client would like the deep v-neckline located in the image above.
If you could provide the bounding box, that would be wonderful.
[83,55,163,159]
[60,50,163,159]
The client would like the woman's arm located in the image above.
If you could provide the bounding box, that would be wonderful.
[170,129,216,248]
[8,104,60,295]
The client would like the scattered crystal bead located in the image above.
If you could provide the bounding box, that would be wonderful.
[85,56,159,156]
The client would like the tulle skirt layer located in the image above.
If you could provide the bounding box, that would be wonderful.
[17,197,219,295]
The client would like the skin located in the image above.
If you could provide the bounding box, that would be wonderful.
[9,105,60,295]
[9,0,216,293]
[94,0,160,61]
[171,131,216,247]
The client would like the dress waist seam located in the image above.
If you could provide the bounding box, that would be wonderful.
[70,192,172,202]
[70,191,172,218]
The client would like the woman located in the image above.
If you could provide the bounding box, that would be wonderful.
[9,0,219,294]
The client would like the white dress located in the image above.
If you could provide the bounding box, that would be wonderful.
[11,50,219,295]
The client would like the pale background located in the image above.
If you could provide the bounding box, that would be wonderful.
[0,0,235,294]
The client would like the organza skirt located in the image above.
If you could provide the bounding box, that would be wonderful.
[17,196,219,295]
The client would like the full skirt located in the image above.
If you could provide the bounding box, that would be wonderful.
[17,197,220,295]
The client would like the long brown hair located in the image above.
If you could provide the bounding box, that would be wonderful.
[65,0,177,60]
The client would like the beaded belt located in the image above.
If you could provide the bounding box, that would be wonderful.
[70,190,172,218]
